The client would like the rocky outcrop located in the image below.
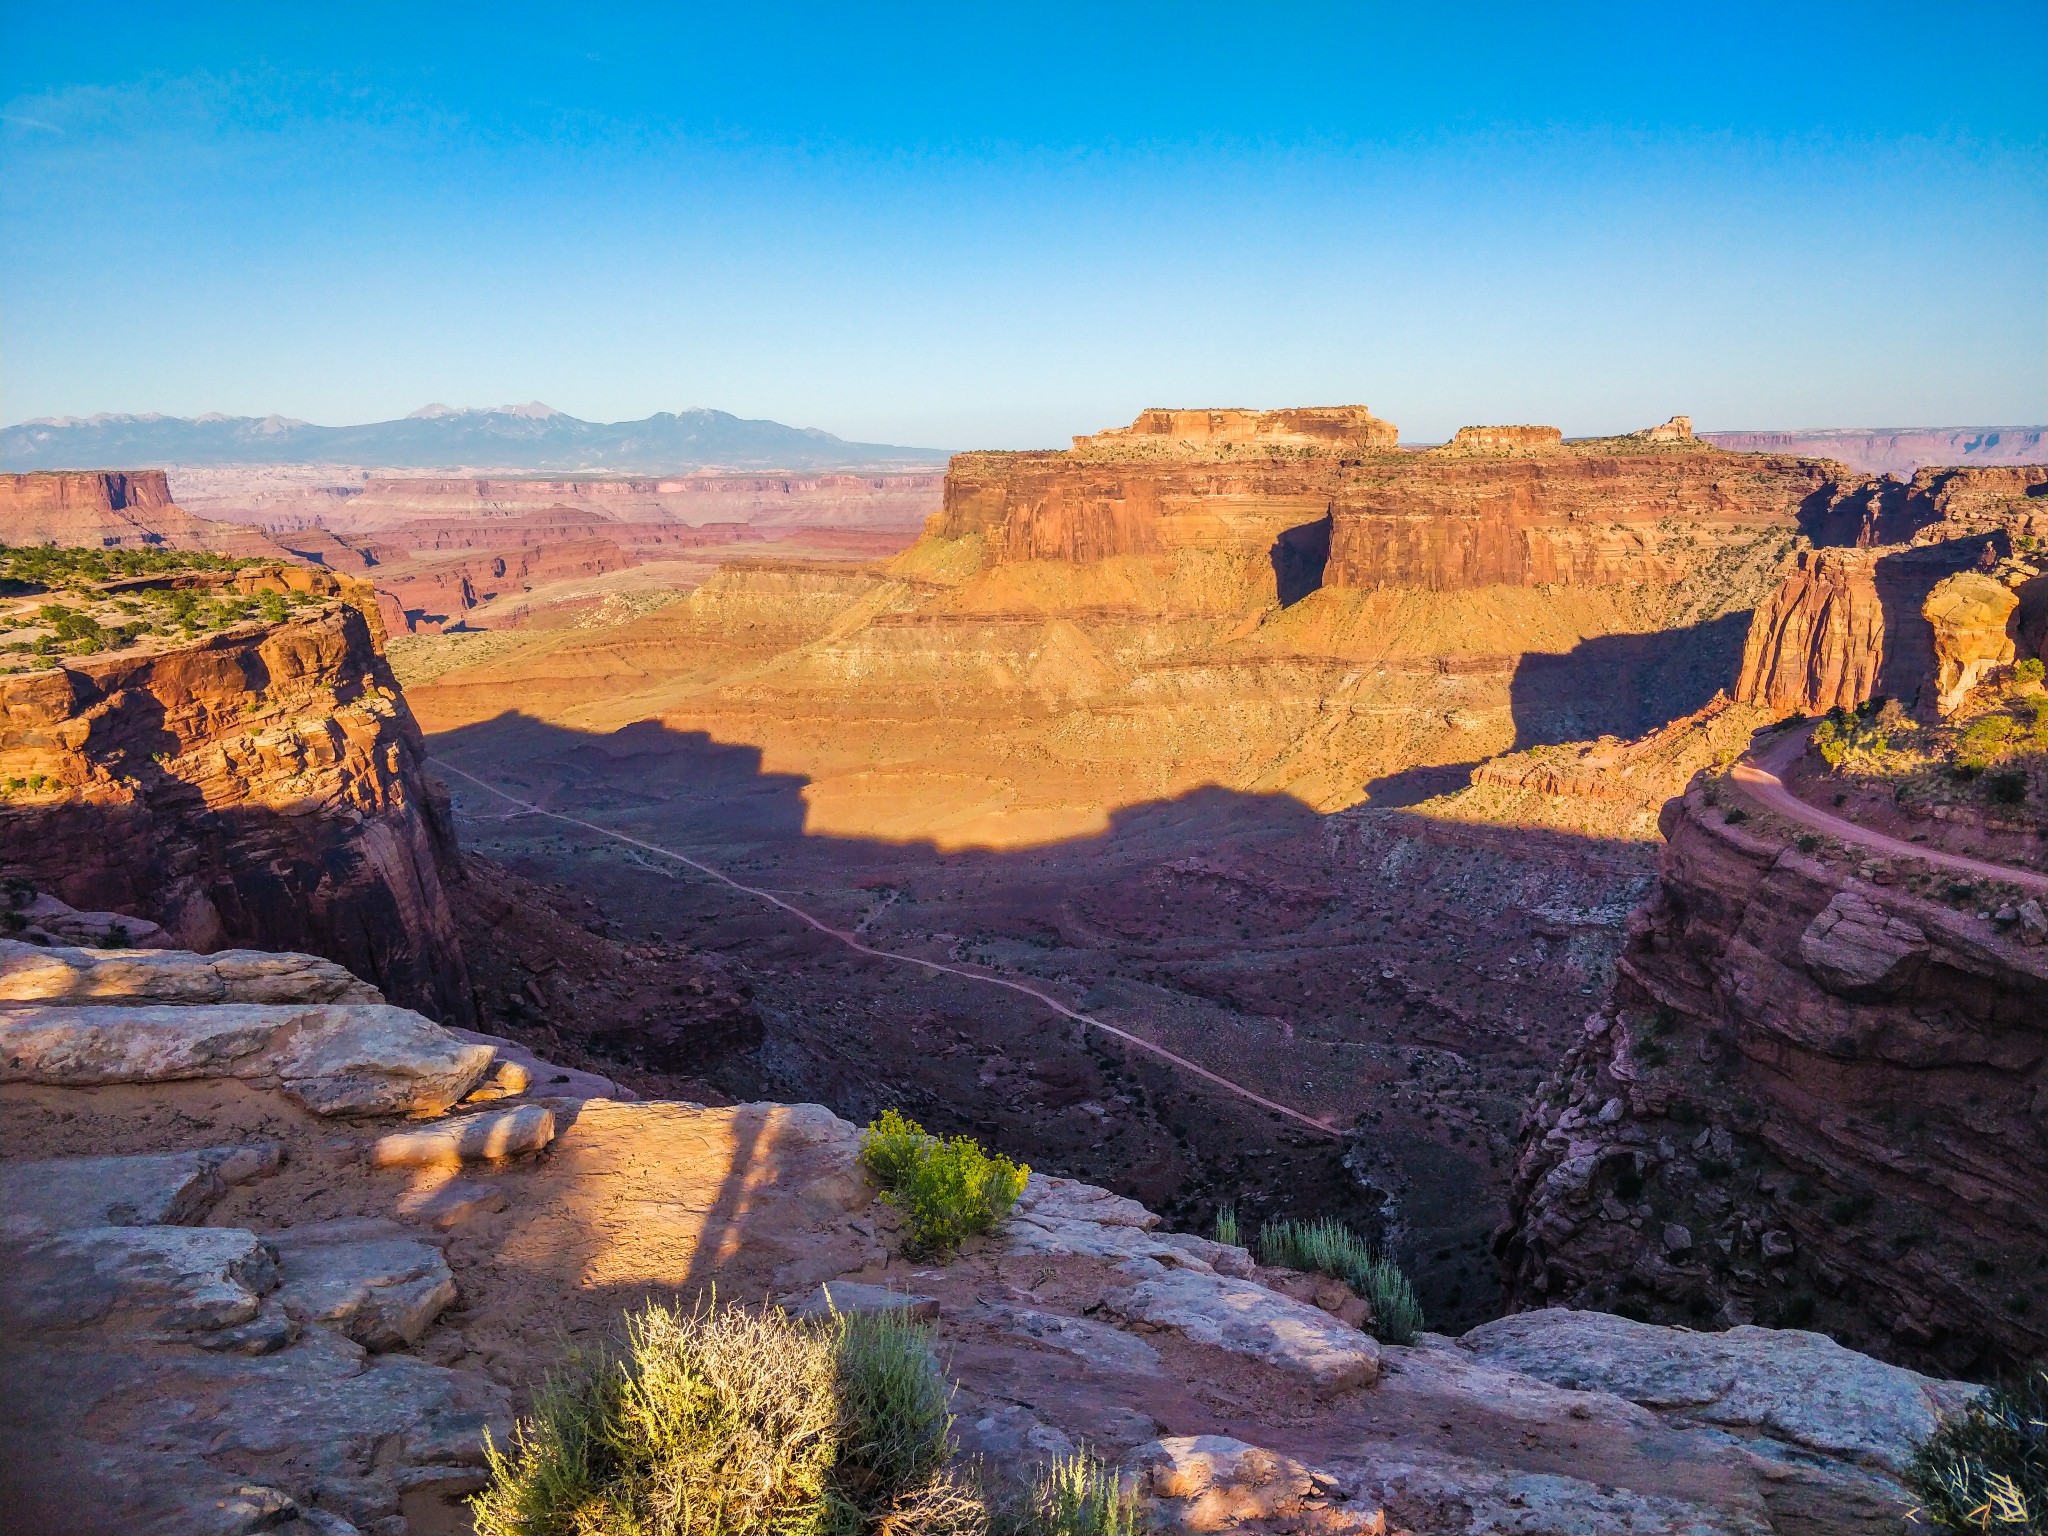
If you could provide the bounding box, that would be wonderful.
[0,470,291,556]
[937,418,1843,585]
[0,604,472,1020]
[1441,424,1563,453]
[1074,406,1400,454]
[1497,779,2048,1377]
[1732,550,1886,714]
[1923,569,2021,714]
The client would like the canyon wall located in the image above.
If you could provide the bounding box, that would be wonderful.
[0,470,289,557]
[0,601,473,1020]
[1733,466,2048,716]
[1073,405,1400,453]
[1497,779,2048,1377]
[937,431,1843,590]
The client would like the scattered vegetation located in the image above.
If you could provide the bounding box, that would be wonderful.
[0,549,318,668]
[1813,697,1913,771]
[1211,1205,1239,1248]
[859,1110,1029,1261]
[1257,1216,1425,1344]
[993,1453,1145,1536]
[1906,1368,2048,1533]
[472,1299,986,1536]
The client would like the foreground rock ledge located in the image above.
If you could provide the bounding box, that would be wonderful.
[0,939,1989,1536]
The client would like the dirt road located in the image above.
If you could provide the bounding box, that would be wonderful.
[1730,728,2048,895]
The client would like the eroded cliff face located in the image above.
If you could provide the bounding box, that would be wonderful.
[936,433,1840,590]
[0,470,289,557]
[0,602,473,1021]
[1733,467,2048,717]
[1497,778,2048,1377]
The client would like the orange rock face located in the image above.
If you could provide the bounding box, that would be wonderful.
[0,605,472,1021]
[0,471,289,557]
[1733,550,1887,714]
[1073,406,1399,453]
[1444,425,1564,453]
[939,433,1841,590]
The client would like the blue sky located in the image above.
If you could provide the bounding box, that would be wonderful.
[3,3,2044,448]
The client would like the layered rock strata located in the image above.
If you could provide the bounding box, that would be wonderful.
[1497,773,2048,1377]
[0,602,472,1020]
[2,938,1988,1536]
[0,470,291,556]
[1074,406,1401,454]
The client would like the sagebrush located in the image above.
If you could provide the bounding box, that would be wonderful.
[1258,1216,1425,1345]
[471,1299,982,1536]
[860,1109,1029,1260]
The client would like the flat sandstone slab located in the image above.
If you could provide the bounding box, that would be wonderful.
[0,1142,281,1236]
[369,1104,557,1167]
[1105,1267,1380,1394]
[0,938,380,1006]
[0,1000,493,1116]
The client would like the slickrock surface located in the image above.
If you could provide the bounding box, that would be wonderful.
[1498,774,2048,1376]
[0,602,474,1020]
[1,940,1984,1535]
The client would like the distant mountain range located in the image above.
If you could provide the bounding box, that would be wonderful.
[0,403,953,473]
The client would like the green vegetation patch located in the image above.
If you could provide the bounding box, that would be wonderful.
[0,542,255,593]
[1907,1368,2047,1533]
[1257,1215,1425,1345]
[859,1109,1028,1261]
[474,1299,987,1536]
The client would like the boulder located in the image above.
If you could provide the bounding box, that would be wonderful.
[368,1103,556,1167]
[1104,1267,1380,1394]
[0,1143,282,1236]
[0,1000,493,1116]
[0,937,380,1005]
[1797,891,1928,998]
[268,1218,457,1350]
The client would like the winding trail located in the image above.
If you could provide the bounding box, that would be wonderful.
[1730,727,2048,895]
[436,760,1343,1137]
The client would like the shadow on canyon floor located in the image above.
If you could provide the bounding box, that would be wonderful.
[1508,610,1751,747]
[424,710,1659,1332]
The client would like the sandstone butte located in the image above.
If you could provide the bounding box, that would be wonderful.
[0,934,1995,1536]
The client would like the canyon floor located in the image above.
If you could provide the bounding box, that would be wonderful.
[428,709,1658,1332]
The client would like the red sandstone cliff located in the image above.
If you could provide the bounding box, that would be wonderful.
[0,471,291,557]
[1496,777,2048,1377]
[936,434,1845,589]
[0,601,473,1021]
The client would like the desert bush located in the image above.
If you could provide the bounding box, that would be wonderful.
[1906,1368,2048,1533]
[1988,769,2031,806]
[2018,658,2045,687]
[1815,697,1911,770]
[994,1452,1145,1536]
[1212,1204,1239,1247]
[1257,1216,1425,1345]
[859,1110,1028,1261]
[473,1299,980,1536]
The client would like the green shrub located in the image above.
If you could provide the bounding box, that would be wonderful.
[1257,1216,1425,1345]
[1906,1368,2048,1533]
[996,1452,1145,1536]
[473,1299,981,1536]
[2018,658,2045,686]
[1212,1205,1239,1248]
[859,1110,1029,1261]
[1988,770,2031,806]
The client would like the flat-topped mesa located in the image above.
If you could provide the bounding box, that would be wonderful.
[1436,424,1564,454]
[937,409,1847,580]
[0,469,289,557]
[1072,405,1400,455]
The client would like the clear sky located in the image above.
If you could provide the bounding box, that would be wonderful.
[3,2,2044,448]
